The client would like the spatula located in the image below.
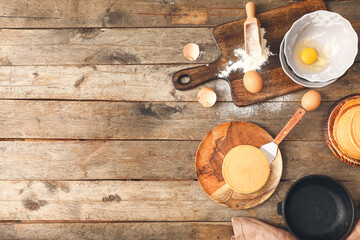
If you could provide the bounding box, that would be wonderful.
[244,2,262,57]
[260,92,321,164]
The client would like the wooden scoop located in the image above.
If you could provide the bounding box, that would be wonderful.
[244,2,262,57]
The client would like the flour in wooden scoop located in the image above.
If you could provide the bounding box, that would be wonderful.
[246,23,262,57]
[218,28,272,78]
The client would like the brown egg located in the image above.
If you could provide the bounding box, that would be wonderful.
[301,90,321,111]
[183,43,200,61]
[197,88,216,107]
[243,71,263,93]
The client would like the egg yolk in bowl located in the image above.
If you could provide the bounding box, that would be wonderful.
[301,48,317,64]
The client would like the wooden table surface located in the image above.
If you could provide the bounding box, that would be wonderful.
[0,0,359,239]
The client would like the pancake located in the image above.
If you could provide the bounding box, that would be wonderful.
[336,106,360,159]
[333,98,360,141]
[350,108,360,150]
[222,145,270,194]
[339,98,360,115]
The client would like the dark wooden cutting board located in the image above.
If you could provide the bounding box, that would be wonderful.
[172,0,327,106]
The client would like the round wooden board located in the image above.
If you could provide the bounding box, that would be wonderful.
[324,94,360,167]
[195,121,282,209]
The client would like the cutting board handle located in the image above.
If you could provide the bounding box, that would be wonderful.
[172,61,221,90]
[274,107,306,144]
[246,2,256,20]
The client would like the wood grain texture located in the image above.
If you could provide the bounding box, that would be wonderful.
[281,140,360,182]
[0,28,218,66]
[0,63,358,101]
[0,140,197,180]
[0,222,233,240]
[1,140,360,182]
[0,100,339,140]
[0,0,303,28]
[0,26,357,68]
[0,180,279,222]
[0,0,355,28]
[196,121,282,209]
[0,180,359,222]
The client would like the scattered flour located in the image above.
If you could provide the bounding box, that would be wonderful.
[218,28,273,78]
[246,23,262,56]
[215,81,231,96]
[218,101,286,118]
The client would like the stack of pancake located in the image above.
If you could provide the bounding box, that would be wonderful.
[328,95,360,165]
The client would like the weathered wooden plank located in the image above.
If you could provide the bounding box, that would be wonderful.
[0,0,356,28]
[0,63,358,101]
[0,0,300,28]
[1,140,359,181]
[0,180,276,222]
[326,0,360,23]
[0,64,212,101]
[0,222,233,240]
[0,100,342,141]
[0,180,358,221]
[0,25,358,66]
[0,28,218,65]
[0,140,197,180]
[281,141,360,182]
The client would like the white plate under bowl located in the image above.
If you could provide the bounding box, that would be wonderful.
[284,10,358,82]
[280,32,337,88]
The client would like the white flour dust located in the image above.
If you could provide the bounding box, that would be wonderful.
[217,101,286,119]
[218,28,273,78]
[246,23,262,56]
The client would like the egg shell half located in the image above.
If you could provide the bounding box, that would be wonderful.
[197,88,216,107]
[183,43,200,61]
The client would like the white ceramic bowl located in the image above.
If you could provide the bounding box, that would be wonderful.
[284,10,358,82]
[280,32,337,88]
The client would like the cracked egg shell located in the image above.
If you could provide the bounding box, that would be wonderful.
[197,88,216,107]
[183,43,200,61]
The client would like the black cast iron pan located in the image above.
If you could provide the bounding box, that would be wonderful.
[277,175,360,240]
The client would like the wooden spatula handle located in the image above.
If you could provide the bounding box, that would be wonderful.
[246,2,256,19]
[172,61,220,90]
[274,107,306,144]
